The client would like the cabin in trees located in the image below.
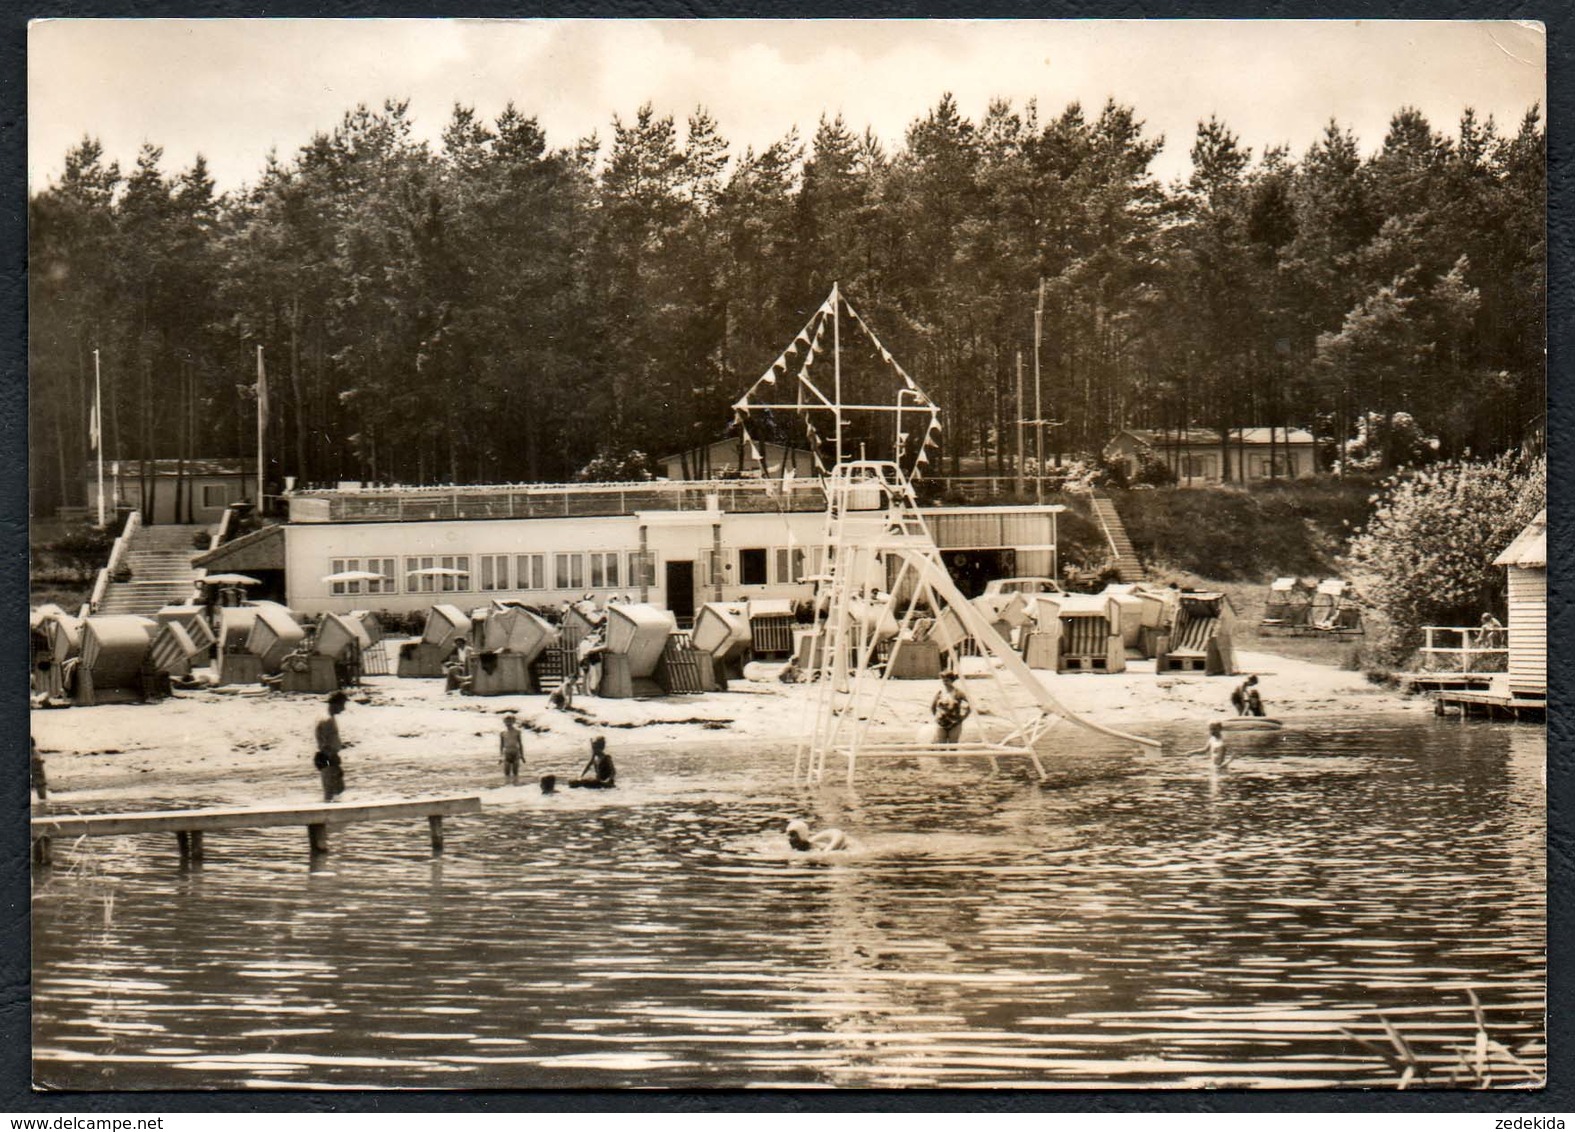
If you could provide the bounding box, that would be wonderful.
[1493,509,1546,702]
[657,438,817,482]
[199,479,1065,622]
[81,459,252,525]
[1103,428,1318,486]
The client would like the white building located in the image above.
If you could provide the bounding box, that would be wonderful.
[196,480,1063,621]
[1103,428,1318,485]
[1493,509,1546,702]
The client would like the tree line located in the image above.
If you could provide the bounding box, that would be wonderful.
[28,93,1544,515]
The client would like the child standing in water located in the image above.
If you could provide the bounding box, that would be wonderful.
[1182,721,1231,771]
[499,714,524,785]
[314,691,349,801]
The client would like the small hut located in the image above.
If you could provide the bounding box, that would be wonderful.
[1024,593,1126,673]
[1103,582,1169,657]
[465,606,560,695]
[1261,577,1317,633]
[155,605,216,666]
[1156,592,1237,675]
[246,602,308,674]
[599,603,677,698]
[692,601,752,682]
[278,612,371,693]
[77,616,161,705]
[1309,579,1363,635]
[747,598,797,658]
[1493,509,1546,702]
[149,621,202,679]
[560,600,605,651]
[971,591,1032,650]
[397,604,470,677]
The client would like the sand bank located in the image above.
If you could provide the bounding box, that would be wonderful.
[30,646,1424,809]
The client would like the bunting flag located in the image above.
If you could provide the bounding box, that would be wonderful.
[731,286,943,481]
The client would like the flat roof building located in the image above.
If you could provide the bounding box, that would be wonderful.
[197,479,1064,622]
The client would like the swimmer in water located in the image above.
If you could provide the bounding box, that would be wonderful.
[1181,721,1231,771]
[786,819,848,852]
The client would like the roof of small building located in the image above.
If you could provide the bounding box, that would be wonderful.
[192,523,285,571]
[1493,509,1546,568]
[1111,427,1316,449]
[657,438,809,463]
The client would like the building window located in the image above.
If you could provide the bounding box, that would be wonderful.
[629,551,657,588]
[1182,454,1216,480]
[555,552,585,591]
[479,554,510,591]
[1251,454,1295,479]
[201,483,234,509]
[773,547,809,584]
[365,557,395,595]
[739,547,768,586]
[330,558,359,596]
[406,555,437,594]
[439,555,470,592]
[589,551,621,589]
[516,554,545,590]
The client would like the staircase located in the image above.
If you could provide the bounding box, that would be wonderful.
[97,523,209,616]
[1089,491,1143,582]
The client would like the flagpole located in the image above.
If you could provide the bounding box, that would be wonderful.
[1033,278,1045,506]
[94,348,105,527]
[255,345,266,511]
[832,282,842,469]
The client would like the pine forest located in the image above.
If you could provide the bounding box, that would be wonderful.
[28,94,1545,512]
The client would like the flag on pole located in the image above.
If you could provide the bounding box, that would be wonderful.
[256,346,268,423]
[89,402,100,451]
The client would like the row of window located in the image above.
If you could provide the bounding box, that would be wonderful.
[326,546,822,596]
[329,552,655,596]
[1175,454,1299,479]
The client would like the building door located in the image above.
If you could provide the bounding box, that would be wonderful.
[665,560,696,624]
[942,548,1017,598]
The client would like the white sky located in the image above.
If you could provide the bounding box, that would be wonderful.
[28,18,1546,194]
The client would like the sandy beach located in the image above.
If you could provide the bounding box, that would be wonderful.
[30,644,1426,810]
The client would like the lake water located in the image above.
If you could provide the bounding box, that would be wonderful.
[32,714,1545,1091]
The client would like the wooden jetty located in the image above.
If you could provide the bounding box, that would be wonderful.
[31,794,482,866]
[1433,688,1545,722]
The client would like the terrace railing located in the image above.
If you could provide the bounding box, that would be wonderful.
[289,479,828,523]
[1418,626,1509,673]
[87,510,142,615]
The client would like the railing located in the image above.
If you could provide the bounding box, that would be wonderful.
[1419,626,1509,673]
[917,476,1073,503]
[209,504,236,551]
[87,510,142,614]
[290,479,828,523]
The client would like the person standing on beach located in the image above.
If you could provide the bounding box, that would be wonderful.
[499,713,524,785]
[1230,674,1264,717]
[314,691,348,801]
[930,670,973,744]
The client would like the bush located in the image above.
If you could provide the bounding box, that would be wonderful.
[1114,479,1381,581]
[41,525,115,581]
[576,449,653,483]
[1345,454,1545,659]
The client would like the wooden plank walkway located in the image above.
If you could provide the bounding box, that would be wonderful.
[1434,689,1546,722]
[31,793,482,865]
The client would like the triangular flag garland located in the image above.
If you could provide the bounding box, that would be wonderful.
[734,288,943,480]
